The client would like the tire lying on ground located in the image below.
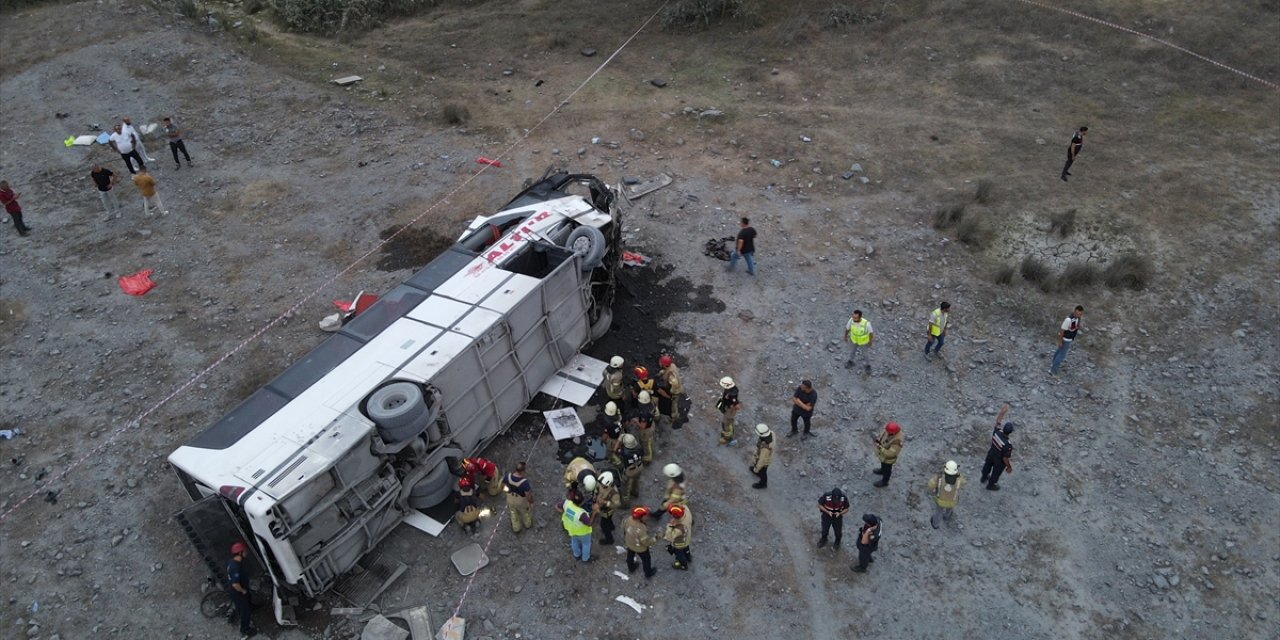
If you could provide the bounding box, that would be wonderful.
[565,225,607,269]
[407,463,455,509]
[365,381,430,442]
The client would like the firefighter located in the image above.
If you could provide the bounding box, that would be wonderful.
[631,390,657,464]
[456,478,482,535]
[502,461,534,533]
[599,401,624,466]
[593,471,623,545]
[462,456,501,497]
[624,507,658,578]
[620,434,644,503]
[603,355,626,410]
[664,504,693,570]
[659,463,688,515]
[564,455,598,502]
[716,376,742,445]
[750,423,773,489]
[657,354,685,425]
[630,365,656,408]
[872,422,904,488]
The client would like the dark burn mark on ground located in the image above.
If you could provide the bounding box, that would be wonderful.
[376,224,454,272]
[587,260,725,367]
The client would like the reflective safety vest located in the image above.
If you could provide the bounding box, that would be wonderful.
[929,308,948,337]
[562,500,592,536]
[848,318,871,345]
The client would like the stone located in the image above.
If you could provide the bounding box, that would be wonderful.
[580,48,597,57]
[1152,574,1169,589]
[850,163,862,172]
[699,109,725,119]
[650,79,667,88]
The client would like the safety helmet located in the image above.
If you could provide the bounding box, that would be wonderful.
[622,434,638,448]
[459,477,474,490]
[632,506,650,519]
[668,505,685,518]
[755,423,771,437]
[599,471,615,486]
[230,541,249,556]
[663,463,683,479]
[944,460,959,475]
[604,401,619,417]
[638,390,652,404]
[582,475,597,492]
[1002,422,1016,435]
[885,422,901,434]
[659,355,673,368]
[634,366,649,380]
[719,376,735,389]
[463,459,477,472]
[610,356,624,368]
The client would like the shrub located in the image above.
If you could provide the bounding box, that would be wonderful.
[441,103,470,125]
[1056,262,1099,290]
[269,0,437,34]
[954,216,990,247]
[1049,209,1077,237]
[827,3,885,27]
[1103,253,1152,291]
[1020,255,1050,284]
[993,264,1015,285]
[661,0,758,29]
[932,203,966,229]
[974,179,993,204]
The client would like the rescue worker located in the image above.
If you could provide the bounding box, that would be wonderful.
[226,541,258,638]
[564,456,598,505]
[872,422,904,488]
[629,365,655,409]
[593,470,623,545]
[603,355,626,410]
[928,460,966,529]
[664,504,693,570]
[559,494,594,563]
[716,376,742,445]
[817,487,850,550]
[924,301,951,360]
[630,390,657,463]
[981,421,1015,491]
[620,434,644,502]
[845,309,875,375]
[462,456,501,497]
[599,401,624,466]
[659,463,688,515]
[456,478,482,535]
[502,461,535,533]
[654,365,675,433]
[624,506,659,578]
[750,423,773,489]
[657,354,685,425]
[851,513,882,573]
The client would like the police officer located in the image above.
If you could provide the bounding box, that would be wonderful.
[226,541,257,638]
[750,424,773,489]
[817,487,850,550]
[593,471,623,545]
[851,514,881,573]
[502,461,535,533]
[981,421,1015,490]
[716,376,742,445]
[788,380,817,437]
[620,434,644,503]
[624,507,659,578]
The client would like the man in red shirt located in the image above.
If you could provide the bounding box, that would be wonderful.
[462,457,501,496]
[0,181,31,236]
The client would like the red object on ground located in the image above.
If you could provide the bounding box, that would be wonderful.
[119,269,156,296]
[476,157,504,167]
[332,291,379,315]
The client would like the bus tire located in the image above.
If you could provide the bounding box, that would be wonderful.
[407,464,454,509]
[565,226,607,269]
[366,382,429,434]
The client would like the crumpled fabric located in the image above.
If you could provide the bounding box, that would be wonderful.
[119,269,156,296]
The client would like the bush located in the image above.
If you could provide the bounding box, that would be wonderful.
[1103,253,1152,291]
[1056,262,1099,290]
[974,179,993,204]
[954,216,990,247]
[1049,209,1077,237]
[269,0,437,34]
[993,264,1015,285]
[1020,255,1050,284]
[827,3,885,27]
[932,203,966,229]
[441,103,470,125]
[661,0,758,29]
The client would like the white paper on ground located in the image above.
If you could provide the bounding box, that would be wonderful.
[615,595,646,615]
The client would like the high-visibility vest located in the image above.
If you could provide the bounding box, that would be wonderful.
[848,318,871,345]
[562,500,591,536]
[929,308,948,337]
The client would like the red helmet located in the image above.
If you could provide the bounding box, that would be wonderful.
[885,422,901,434]
[463,459,477,472]
[632,506,650,519]
[668,505,685,518]
[459,477,474,490]
[659,355,673,368]
[633,366,649,380]
[230,541,249,556]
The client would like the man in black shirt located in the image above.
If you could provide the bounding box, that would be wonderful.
[851,514,882,573]
[727,216,757,275]
[226,541,257,637]
[789,380,817,438]
[89,164,121,216]
[817,487,850,550]
[981,422,1015,490]
[1061,126,1088,181]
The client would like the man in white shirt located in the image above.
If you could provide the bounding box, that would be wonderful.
[122,117,156,162]
[1050,305,1084,374]
[108,124,146,174]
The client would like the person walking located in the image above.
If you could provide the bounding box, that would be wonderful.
[845,310,875,375]
[560,494,594,563]
[132,168,167,216]
[89,164,122,216]
[928,460,966,529]
[657,354,684,425]
[851,514,882,573]
[1060,126,1088,181]
[502,461,534,533]
[225,541,258,638]
[109,124,145,174]
[872,422,904,488]
[716,376,742,445]
[0,181,32,236]
[750,424,773,489]
[981,421,1015,491]
[1050,306,1085,374]
[620,434,644,503]
[924,302,951,360]
[788,379,817,437]
[664,504,693,570]
[727,216,757,275]
[817,487,850,550]
[121,117,156,163]
[163,117,193,169]
[624,507,659,578]
[603,355,626,411]
[593,471,622,545]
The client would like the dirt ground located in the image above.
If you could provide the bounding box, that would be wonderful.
[1,0,1278,638]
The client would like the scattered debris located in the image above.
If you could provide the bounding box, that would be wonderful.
[319,313,345,332]
[436,615,466,640]
[619,173,672,201]
[450,543,489,576]
[331,607,364,615]
[699,109,725,119]
[0,428,23,440]
[580,48,597,57]
[333,75,364,86]
[362,614,409,640]
[703,237,734,261]
[476,156,503,168]
[770,159,782,167]
[622,176,641,185]
[841,171,855,180]
[649,78,667,88]
[118,269,156,296]
[622,251,652,268]
[385,606,433,640]
[612,570,630,581]
[614,595,647,615]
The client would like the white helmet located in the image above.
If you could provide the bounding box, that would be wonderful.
[610,356,624,368]
[622,434,638,448]
[719,376,735,389]
[638,390,652,404]
[944,460,959,475]
[663,463,683,479]
[582,475,597,492]
[604,401,619,417]
[599,471,614,486]
[755,423,771,437]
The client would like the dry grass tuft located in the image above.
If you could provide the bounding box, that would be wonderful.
[1103,253,1153,291]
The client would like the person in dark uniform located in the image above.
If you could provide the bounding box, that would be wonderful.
[226,541,257,637]
[1061,126,1088,181]
[981,422,1015,490]
[851,514,882,573]
[817,487,850,550]
[788,380,818,438]
[727,216,758,275]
